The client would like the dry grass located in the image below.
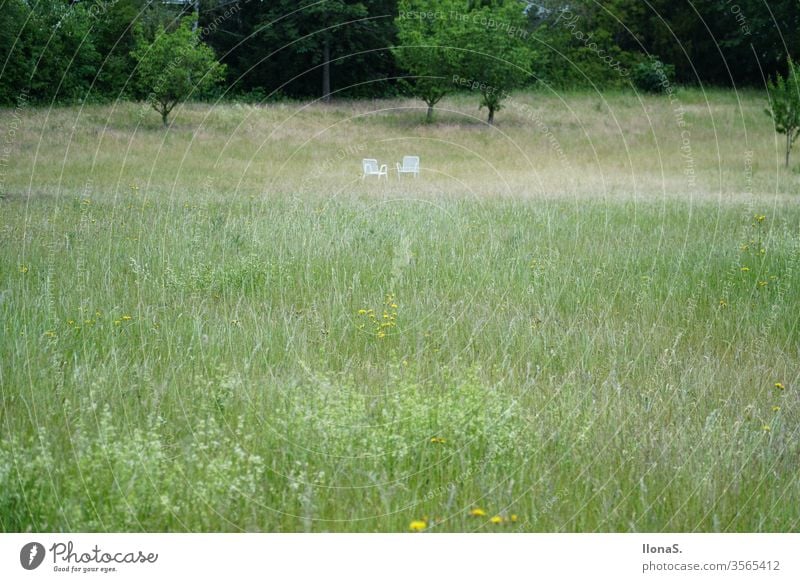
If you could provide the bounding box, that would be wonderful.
[3,88,795,203]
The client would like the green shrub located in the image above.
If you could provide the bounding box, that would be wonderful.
[632,58,676,93]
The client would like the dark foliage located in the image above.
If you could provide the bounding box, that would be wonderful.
[0,0,797,105]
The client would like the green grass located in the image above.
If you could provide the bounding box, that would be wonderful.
[1,89,799,532]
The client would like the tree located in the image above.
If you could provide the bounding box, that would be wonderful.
[132,19,226,126]
[525,0,638,89]
[89,0,175,101]
[449,0,534,124]
[0,0,101,104]
[600,0,800,87]
[220,0,397,101]
[765,58,800,168]
[257,0,371,102]
[394,0,460,122]
[0,0,32,105]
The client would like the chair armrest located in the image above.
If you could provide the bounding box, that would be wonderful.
[380,164,388,173]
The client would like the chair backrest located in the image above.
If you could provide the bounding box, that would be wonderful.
[402,156,419,170]
[363,158,378,173]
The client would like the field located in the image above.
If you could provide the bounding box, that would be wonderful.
[1,89,799,532]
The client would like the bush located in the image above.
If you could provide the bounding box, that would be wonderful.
[632,58,676,94]
[0,366,525,531]
[765,58,800,167]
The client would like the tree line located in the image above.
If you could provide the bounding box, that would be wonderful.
[1,0,798,108]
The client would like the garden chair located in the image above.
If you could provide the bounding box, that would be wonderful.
[396,155,420,178]
[362,158,388,180]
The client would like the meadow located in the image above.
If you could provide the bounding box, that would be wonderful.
[1,89,798,532]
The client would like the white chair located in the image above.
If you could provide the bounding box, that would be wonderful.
[362,158,388,180]
[396,156,420,178]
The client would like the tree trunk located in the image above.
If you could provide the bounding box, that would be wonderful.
[192,0,199,32]
[322,39,331,103]
[162,109,168,127]
[787,133,791,168]
[426,103,434,123]
[487,107,495,125]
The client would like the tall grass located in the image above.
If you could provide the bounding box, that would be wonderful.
[1,90,798,531]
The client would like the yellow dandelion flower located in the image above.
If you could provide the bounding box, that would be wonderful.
[772,406,780,412]
[775,382,785,390]
[719,299,728,308]
[358,309,367,315]
[740,266,750,272]
[755,214,766,223]
[409,520,426,532]
[762,425,770,432]
[430,437,446,444]
[510,514,518,523]
[19,265,29,274]
[490,515,503,524]
[758,281,768,288]
[469,508,486,517]
[121,315,132,321]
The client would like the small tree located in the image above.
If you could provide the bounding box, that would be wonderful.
[132,20,226,127]
[448,2,534,124]
[394,46,454,123]
[394,0,460,122]
[765,58,800,167]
